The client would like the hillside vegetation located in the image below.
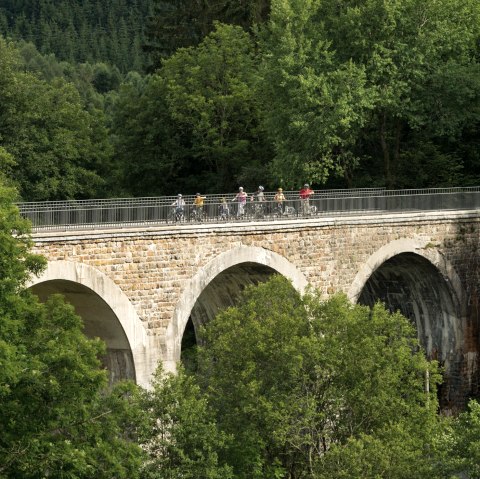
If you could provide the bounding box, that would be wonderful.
[0,0,149,72]
[0,0,478,201]
[1,3,480,476]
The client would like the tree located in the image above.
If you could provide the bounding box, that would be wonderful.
[92,62,122,94]
[159,23,271,192]
[0,147,15,186]
[0,37,112,200]
[0,181,144,477]
[261,0,374,188]
[262,0,480,188]
[434,400,480,478]
[109,72,180,196]
[139,366,233,479]
[195,276,442,478]
[0,0,149,73]
[112,23,273,196]
[143,0,205,68]
[143,0,271,70]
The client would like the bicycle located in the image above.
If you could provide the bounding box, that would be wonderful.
[300,200,317,216]
[272,202,285,218]
[252,202,265,219]
[232,201,247,219]
[189,206,206,222]
[284,205,296,216]
[168,206,185,223]
[218,204,230,221]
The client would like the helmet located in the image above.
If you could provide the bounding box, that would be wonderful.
[239,186,244,191]
[258,186,264,191]
[178,193,182,197]
[196,192,201,196]
[304,183,309,188]
[278,188,283,191]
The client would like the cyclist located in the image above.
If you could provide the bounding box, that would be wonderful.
[193,192,206,221]
[299,183,314,215]
[219,197,230,220]
[253,185,265,203]
[171,193,185,220]
[232,186,248,217]
[274,187,286,215]
[251,185,266,217]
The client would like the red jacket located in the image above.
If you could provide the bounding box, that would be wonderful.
[299,188,313,199]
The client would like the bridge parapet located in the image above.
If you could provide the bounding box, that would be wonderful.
[19,186,480,231]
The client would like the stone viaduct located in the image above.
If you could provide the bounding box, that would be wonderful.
[28,209,480,409]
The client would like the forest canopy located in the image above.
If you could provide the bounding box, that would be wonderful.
[0,0,478,199]
[1,3,480,476]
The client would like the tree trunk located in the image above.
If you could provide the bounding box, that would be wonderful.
[379,111,393,188]
[393,119,402,185]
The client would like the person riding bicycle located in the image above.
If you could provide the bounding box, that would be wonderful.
[219,197,230,220]
[251,186,266,217]
[299,183,314,215]
[232,186,248,217]
[171,193,185,220]
[274,187,286,214]
[252,185,265,203]
[193,192,206,220]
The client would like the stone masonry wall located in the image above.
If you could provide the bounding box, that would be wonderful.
[31,210,480,406]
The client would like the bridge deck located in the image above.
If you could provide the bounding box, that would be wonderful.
[30,208,480,241]
[18,186,480,232]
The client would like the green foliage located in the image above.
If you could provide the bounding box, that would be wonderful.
[143,0,270,70]
[195,275,442,478]
[0,0,148,73]
[262,0,480,188]
[112,23,273,195]
[0,184,44,293]
[433,400,480,478]
[261,0,373,188]
[140,366,233,479]
[109,72,178,196]
[2,0,480,193]
[0,147,15,186]
[0,37,113,200]
[16,41,124,108]
[161,23,269,192]
[143,0,207,68]
[0,182,144,477]
[92,62,123,94]
[316,423,439,479]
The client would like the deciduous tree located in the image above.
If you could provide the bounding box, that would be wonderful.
[0,37,111,200]
[0,182,144,477]
[160,23,269,192]
[112,24,273,195]
[195,276,442,478]
[262,0,480,188]
[434,400,480,478]
[139,367,233,479]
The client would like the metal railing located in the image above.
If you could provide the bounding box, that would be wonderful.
[17,186,480,231]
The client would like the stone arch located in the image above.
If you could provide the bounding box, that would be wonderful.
[164,246,308,372]
[348,238,463,307]
[28,260,150,388]
[348,238,466,408]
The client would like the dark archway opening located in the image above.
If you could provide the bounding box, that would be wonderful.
[180,262,277,371]
[358,252,460,409]
[180,318,197,373]
[30,280,136,385]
